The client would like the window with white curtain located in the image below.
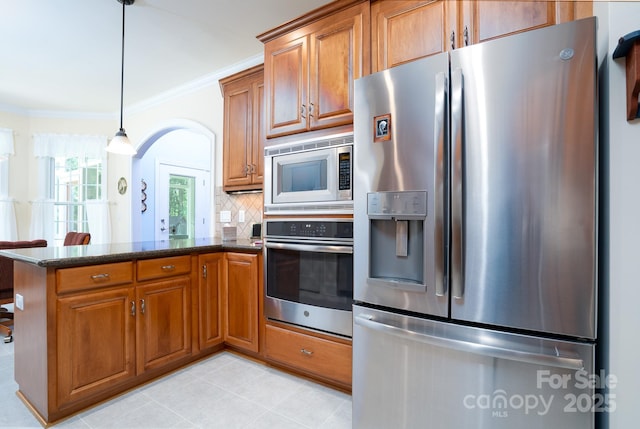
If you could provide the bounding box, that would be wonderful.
[0,127,18,240]
[32,134,110,245]
[52,155,104,243]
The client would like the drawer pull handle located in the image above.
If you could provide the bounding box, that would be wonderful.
[161,265,176,271]
[300,348,313,356]
[140,299,145,315]
[90,273,110,281]
[131,301,136,316]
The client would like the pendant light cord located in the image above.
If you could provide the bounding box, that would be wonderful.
[119,0,126,131]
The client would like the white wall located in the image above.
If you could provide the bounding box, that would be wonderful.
[0,56,260,243]
[0,111,114,240]
[595,2,640,428]
[136,129,212,242]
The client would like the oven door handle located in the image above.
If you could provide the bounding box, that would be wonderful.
[265,241,353,254]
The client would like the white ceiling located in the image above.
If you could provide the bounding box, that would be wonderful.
[0,0,333,115]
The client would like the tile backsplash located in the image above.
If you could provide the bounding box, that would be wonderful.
[215,187,263,239]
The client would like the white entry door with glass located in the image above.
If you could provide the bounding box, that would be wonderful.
[156,164,210,241]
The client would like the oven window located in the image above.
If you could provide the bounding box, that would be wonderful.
[266,247,353,311]
[281,159,327,193]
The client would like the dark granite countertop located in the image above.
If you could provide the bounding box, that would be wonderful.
[0,237,262,268]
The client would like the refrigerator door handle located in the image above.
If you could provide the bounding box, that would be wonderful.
[450,67,465,300]
[434,71,447,297]
[354,314,585,370]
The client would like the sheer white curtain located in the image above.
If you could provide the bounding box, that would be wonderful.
[31,133,110,244]
[29,198,55,243]
[0,128,17,240]
[32,133,105,159]
[0,128,14,160]
[85,201,111,244]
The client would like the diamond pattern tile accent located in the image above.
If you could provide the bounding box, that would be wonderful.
[215,187,263,239]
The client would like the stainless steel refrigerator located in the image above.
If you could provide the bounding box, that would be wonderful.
[353,17,599,429]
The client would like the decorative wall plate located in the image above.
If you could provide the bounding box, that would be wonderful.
[118,177,128,195]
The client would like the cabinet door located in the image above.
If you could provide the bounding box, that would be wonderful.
[308,2,368,130]
[57,286,135,406]
[461,0,591,46]
[136,277,191,373]
[251,80,265,185]
[224,253,259,353]
[264,34,308,137]
[221,65,264,192]
[371,0,457,72]
[223,81,253,188]
[198,253,224,349]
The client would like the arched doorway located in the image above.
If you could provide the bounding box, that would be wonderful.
[131,120,215,242]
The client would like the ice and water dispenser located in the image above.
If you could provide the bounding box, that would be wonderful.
[367,191,427,291]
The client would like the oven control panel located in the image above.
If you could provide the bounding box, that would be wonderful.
[265,220,353,239]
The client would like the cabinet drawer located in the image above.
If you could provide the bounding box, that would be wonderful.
[137,256,191,282]
[265,324,352,386]
[57,262,133,293]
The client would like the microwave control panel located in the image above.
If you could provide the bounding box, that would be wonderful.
[338,151,351,191]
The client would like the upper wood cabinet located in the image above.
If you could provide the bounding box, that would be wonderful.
[371,0,592,71]
[260,1,370,138]
[371,0,457,72]
[461,0,593,47]
[220,65,264,192]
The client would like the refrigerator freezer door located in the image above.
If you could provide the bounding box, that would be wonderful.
[450,18,597,339]
[354,53,449,318]
[353,305,597,429]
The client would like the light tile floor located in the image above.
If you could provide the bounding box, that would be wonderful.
[0,330,352,429]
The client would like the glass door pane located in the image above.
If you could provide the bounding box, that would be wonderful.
[169,174,195,239]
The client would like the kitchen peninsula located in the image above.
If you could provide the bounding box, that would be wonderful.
[0,239,262,426]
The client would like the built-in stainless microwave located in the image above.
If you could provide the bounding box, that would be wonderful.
[264,133,353,214]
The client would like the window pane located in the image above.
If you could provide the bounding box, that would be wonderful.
[53,155,102,245]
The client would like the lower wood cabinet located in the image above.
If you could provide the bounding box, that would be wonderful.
[198,253,225,350]
[54,257,192,414]
[56,285,136,406]
[265,323,352,388]
[224,252,259,353]
[136,276,191,373]
[14,248,353,425]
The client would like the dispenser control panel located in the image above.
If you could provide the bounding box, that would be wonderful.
[367,191,427,217]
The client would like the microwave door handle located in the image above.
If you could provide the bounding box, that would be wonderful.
[265,241,353,255]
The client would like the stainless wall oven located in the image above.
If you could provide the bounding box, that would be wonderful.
[264,219,353,338]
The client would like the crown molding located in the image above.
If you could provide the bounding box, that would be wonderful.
[127,53,264,115]
[0,53,264,120]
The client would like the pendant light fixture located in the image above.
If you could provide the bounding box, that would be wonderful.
[107,0,137,155]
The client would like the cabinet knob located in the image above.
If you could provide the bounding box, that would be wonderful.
[250,164,256,174]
